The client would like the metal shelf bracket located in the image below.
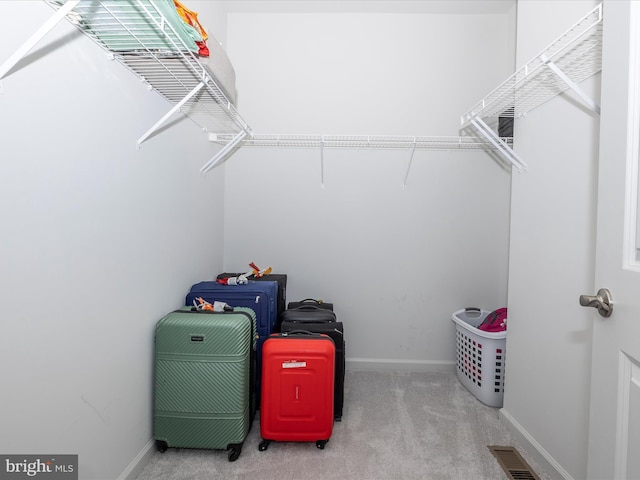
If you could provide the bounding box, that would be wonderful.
[540,54,601,114]
[0,0,80,80]
[200,129,249,173]
[403,137,418,187]
[137,81,205,148]
[320,135,325,187]
[470,117,527,173]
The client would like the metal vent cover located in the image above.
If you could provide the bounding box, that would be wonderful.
[488,446,541,480]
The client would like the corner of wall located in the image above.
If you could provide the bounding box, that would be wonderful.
[117,440,156,480]
[499,409,573,480]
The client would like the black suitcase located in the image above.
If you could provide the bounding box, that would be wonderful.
[287,298,333,311]
[280,319,345,421]
[279,304,337,324]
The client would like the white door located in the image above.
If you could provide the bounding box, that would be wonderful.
[587,2,640,479]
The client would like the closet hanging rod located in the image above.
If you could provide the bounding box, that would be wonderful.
[210,134,502,151]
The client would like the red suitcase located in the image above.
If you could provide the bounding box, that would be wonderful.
[258,331,335,451]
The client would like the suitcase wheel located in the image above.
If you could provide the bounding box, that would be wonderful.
[316,440,328,450]
[227,444,242,462]
[155,440,168,453]
[258,440,270,451]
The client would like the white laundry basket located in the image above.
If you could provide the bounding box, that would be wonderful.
[451,308,506,408]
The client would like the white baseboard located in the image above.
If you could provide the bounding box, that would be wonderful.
[499,408,574,480]
[117,438,156,480]
[346,357,456,372]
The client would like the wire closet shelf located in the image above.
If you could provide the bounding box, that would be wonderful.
[55,0,250,132]
[38,1,499,167]
[44,0,252,169]
[0,1,600,172]
[461,2,603,172]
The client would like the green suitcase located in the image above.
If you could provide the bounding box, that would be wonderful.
[154,307,257,461]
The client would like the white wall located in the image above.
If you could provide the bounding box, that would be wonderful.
[0,2,229,479]
[5,1,601,479]
[503,1,600,479]
[222,5,516,368]
[189,1,230,53]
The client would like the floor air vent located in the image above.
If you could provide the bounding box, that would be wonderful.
[488,446,541,480]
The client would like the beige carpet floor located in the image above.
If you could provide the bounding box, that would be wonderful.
[135,370,554,480]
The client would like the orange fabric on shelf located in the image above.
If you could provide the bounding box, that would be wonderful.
[174,0,210,56]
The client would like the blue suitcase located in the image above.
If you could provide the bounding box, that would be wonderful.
[185,280,278,406]
[218,273,287,321]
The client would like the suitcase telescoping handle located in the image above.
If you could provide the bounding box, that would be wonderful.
[289,318,334,323]
[280,330,323,338]
[290,304,326,312]
[188,306,234,313]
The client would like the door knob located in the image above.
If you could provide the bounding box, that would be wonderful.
[579,288,613,318]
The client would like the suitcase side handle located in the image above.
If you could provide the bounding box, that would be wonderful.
[296,298,325,305]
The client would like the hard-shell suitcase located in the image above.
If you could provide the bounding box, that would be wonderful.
[280,319,345,421]
[218,272,287,319]
[154,307,257,461]
[287,298,333,311]
[185,280,278,406]
[259,332,335,451]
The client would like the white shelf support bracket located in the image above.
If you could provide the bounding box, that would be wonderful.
[541,54,601,115]
[200,130,248,173]
[403,138,417,188]
[470,117,528,173]
[320,136,325,187]
[0,0,80,80]
[137,81,205,148]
